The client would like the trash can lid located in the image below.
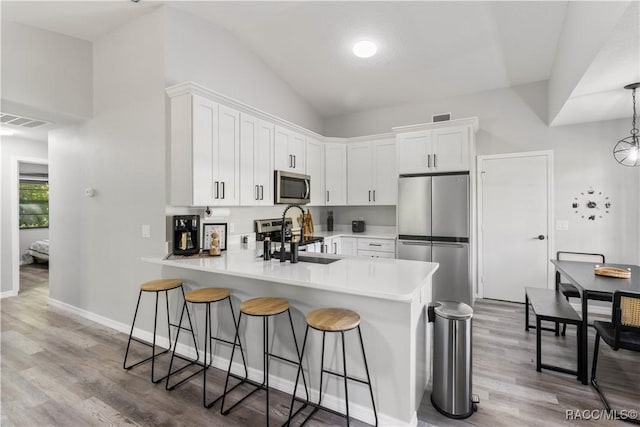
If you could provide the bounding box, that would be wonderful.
[434,301,473,320]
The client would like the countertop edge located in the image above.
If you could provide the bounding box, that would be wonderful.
[142,256,435,303]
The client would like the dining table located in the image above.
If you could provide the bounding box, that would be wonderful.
[550,259,640,384]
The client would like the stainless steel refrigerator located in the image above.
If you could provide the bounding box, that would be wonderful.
[397,173,471,305]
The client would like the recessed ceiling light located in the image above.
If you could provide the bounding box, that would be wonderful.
[353,40,377,58]
[0,128,15,136]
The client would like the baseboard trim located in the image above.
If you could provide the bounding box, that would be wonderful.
[1,290,19,299]
[47,298,413,426]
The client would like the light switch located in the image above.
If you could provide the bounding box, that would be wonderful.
[142,224,151,238]
[555,220,569,231]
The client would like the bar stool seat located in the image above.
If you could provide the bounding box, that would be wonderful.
[187,287,230,303]
[123,279,198,384]
[240,297,288,316]
[288,307,377,426]
[140,278,183,292]
[307,308,360,331]
[221,296,308,426]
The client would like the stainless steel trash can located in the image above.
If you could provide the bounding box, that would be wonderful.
[429,301,475,419]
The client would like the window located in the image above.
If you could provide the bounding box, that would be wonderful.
[19,181,49,229]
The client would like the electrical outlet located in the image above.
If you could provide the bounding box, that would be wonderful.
[229,223,235,233]
[142,224,151,238]
[555,220,569,231]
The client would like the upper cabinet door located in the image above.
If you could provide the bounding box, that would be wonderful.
[431,126,469,172]
[274,126,306,173]
[216,104,240,205]
[397,130,431,174]
[347,141,373,205]
[239,113,259,205]
[274,126,291,171]
[290,131,306,173]
[324,143,347,205]
[239,114,273,206]
[306,137,324,206]
[256,120,274,206]
[191,95,218,206]
[372,139,397,205]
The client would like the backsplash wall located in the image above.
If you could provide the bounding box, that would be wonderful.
[324,206,396,227]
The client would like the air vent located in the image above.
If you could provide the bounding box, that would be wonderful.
[0,112,51,129]
[432,113,451,123]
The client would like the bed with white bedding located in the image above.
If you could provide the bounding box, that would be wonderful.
[27,239,49,262]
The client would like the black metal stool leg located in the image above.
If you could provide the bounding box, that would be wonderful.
[123,290,143,369]
[357,326,378,426]
[150,291,161,383]
[286,309,309,401]
[341,331,350,427]
[166,300,187,390]
[265,316,270,427]
[287,325,310,424]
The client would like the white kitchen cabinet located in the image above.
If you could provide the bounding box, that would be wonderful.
[431,126,469,172]
[340,237,358,256]
[306,137,325,206]
[275,126,306,173]
[169,93,240,206]
[347,139,397,205]
[322,236,341,255]
[357,237,396,258]
[240,113,273,206]
[324,143,347,205]
[396,125,470,174]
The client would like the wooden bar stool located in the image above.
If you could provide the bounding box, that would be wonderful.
[288,308,377,426]
[165,287,248,408]
[123,279,198,383]
[221,297,309,426]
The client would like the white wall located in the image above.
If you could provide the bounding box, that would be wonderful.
[164,6,323,134]
[324,81,640,263]
[0,136,48,292]
[1,21,92,121]
[48,8,166,324]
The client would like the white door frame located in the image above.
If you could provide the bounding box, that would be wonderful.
[476,150,554,300]
[9,156,49,296]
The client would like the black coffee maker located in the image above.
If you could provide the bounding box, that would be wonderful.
[173,215,200,255]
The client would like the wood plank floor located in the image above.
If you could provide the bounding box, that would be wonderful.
[2,265,638,426]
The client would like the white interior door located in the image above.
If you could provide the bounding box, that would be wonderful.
[479,152,552,302]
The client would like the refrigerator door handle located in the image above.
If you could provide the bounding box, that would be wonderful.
[400,241,431,246]
[431,242,466,248]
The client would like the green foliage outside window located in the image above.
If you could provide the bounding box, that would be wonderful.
[19,182,49,229]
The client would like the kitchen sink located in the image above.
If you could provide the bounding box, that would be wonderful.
[270,251,340,264]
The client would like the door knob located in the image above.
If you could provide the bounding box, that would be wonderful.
[536,235,545,240]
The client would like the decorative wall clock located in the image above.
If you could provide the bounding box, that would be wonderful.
[572,188,611,221]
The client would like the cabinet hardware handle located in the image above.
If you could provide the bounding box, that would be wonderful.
[255,185,259,200]
[369,243,382,247]
[221,181,225,199]
[260,185,264,200]
[369,190,371,202]
[289,154,292,168]
[434,154,437,168]
[334,242,337,253]
[293,155,296,169]
[427,154,431,168]
[373,190,376,202]
[214,181,219,199]
[326,190,330,202]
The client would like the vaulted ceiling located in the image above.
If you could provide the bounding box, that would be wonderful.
[2,1,638,129]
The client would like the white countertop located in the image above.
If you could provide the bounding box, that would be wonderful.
[143,249,437,302]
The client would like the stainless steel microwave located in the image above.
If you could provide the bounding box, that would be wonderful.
[274,170,310,204]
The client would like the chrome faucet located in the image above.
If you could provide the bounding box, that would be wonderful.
[280,204,306,262]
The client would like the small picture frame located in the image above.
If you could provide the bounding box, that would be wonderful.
[202,223,227,251]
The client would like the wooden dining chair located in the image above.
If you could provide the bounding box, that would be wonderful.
[591,290,640,423]
[555,251,606,336]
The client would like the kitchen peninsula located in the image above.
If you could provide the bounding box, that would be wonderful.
[144,249,438,426]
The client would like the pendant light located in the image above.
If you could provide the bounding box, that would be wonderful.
[614,83,640,167]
